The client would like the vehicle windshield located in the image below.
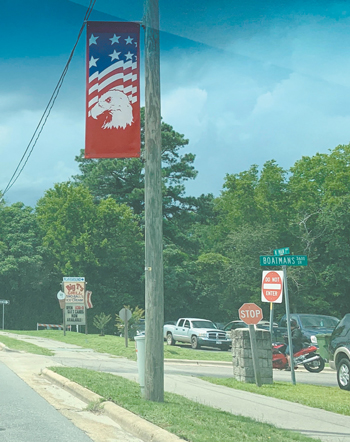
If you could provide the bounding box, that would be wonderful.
[192,320,217,329]
[299,315,339,328]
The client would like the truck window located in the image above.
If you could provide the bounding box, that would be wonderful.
[184,320,190,328]
[177,319,184,327]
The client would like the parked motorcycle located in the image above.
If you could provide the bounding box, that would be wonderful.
[272,342,325,372]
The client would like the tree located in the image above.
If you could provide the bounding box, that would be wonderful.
[36,182,144,332]
[73,109,197,220]
[0,202,48,329]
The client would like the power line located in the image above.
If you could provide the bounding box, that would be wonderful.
[1,0,96,198]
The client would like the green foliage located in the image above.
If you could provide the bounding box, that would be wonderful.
[115,305,145,340]
[92,312,112,336]
[36,183,144,333]
[52,367,324,442]
[0,202,53,329]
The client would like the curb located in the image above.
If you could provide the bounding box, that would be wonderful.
[41,368,186,442]
[165,358,232,366]
[0,342,21,353]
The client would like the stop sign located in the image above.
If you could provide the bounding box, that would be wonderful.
[261,270,283,303]
[238,303,263,325]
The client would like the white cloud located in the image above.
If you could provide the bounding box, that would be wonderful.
[162,87,208,143]
[0,95,83,206]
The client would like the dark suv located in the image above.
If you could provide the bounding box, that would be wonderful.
[277,314,339,345]
[328,314,350,390]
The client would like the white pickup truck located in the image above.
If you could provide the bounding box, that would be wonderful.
[163,317,231,350]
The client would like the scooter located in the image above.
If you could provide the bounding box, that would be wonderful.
[272,342,325,372]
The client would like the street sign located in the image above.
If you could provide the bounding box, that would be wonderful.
[63,277,85,282]
[273,247,290,256]
[238,303,263,325]
[261,271,283,303]
[0,300,10,305]
[119,308,132,322]
[260,255,307,266]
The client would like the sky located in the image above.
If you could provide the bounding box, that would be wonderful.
[2,0,350,206]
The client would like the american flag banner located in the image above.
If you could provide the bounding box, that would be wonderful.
[85,21,140,158]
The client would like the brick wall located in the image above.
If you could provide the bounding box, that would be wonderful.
[231,328,273,384]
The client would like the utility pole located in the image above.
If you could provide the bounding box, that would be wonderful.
[144,0,164,402]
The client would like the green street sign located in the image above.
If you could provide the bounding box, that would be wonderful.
[273,247,290,256]
[260,255,308,266]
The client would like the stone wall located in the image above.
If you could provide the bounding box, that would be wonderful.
[231,328,273,384]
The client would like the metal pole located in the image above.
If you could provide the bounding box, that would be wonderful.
[248,324,262,387]
[269,302,274,340]
[283,265,296,385]
[144,0,164,402]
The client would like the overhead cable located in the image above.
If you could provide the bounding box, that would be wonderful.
[2,0,96,198]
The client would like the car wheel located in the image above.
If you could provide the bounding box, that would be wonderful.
[191,335,200,349]
[166,333,175,346]
[221,345,230,351]
[303,356,325,373]
[337,358,350,390]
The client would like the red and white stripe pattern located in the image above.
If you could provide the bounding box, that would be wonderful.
[88,60,138,114]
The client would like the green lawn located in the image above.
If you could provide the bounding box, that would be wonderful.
[2,330,348,416]
[50,366,318,442]
[4,330,232,362]
[0,335,53,355]
[202,377,350,416]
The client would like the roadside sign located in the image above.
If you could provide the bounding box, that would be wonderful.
[57,290,65,300]
[85,291,93,309]
[65,304,86,325]
[119,308,132,348]
[261,271,283,303]
[260,255,307,266]
[63,277,85,282]
[0,300,10,305]
[238,303,263,325]
[63,279,85,303]
[273,247,290,256]
[119,308,132,322]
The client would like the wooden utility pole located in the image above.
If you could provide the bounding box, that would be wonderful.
[144,0,164,402]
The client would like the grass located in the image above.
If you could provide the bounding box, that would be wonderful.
[202,377,350,416]
[2,330,348,417]
[0,335,53,355]
[4,330,232,362]
[50,366,318,442]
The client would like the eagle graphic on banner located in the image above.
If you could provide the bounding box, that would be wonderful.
[85,22,140,158]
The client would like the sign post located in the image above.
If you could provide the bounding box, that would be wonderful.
[260,248,307,385]
[238,303,263,387]
[283,265,296,385]
[119,308,132,348]
[0,300,10,330]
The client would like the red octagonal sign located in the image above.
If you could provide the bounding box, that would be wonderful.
[238,303,263,325]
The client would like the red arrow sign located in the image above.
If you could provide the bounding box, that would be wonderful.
[261,271,283,303]
[238,303,263,325]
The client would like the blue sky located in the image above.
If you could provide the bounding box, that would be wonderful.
[2,0,350,206]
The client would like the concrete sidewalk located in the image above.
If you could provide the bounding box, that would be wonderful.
[1,331,350,442]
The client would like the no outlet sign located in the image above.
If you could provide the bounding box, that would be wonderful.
[261,270,284,303]
[238,303,263,325]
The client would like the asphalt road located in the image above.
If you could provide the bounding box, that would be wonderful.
[0,361,95,442]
